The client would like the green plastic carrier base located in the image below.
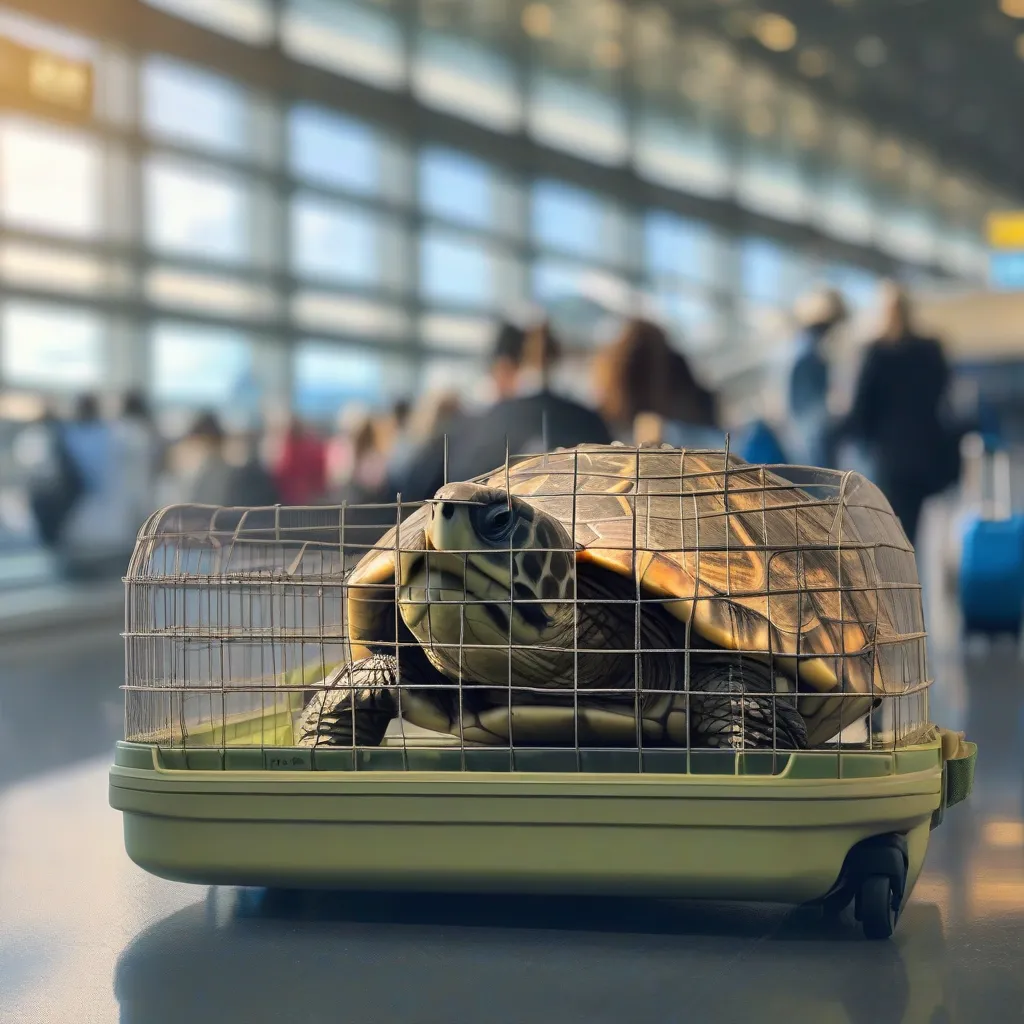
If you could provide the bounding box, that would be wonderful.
[109,738,944,907]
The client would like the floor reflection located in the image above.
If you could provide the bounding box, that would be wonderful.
[113,887,962,1024]
[0,625,123,789]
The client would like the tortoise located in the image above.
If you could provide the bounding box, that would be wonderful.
[297,444,923,751]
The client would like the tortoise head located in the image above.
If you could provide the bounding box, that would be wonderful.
[397,481,577,684]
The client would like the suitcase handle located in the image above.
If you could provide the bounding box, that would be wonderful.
[963,434,1013,521]
[984,449,1013,522]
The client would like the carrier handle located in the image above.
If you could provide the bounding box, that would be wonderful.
[960,432,985,510]
[965,433,1013,521]
[983,449,1013,522]
[931,728,978,829]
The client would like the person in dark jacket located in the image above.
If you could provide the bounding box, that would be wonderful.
[388,320,612,504]
[787,288,848,468]
[831,281,960,549]
[226,430,280,507]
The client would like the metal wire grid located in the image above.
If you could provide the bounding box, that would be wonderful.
[122,448,931,771]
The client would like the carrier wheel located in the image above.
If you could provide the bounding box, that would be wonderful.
[859,875,897,940]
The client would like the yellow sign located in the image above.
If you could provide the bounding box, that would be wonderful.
[987,211,1024,250]
[0,35,94,119]
[28,52,92,111]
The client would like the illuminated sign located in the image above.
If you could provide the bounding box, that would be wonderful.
[987,211,1024,250]
[0,35,94,118]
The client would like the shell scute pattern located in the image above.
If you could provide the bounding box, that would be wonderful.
[529,449,921,700]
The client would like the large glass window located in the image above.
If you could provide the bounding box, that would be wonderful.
[291,292,408,339]
[144,155,249,263]
[281,0,405,90]
[635,27,735,199]
[290,193,405,290]
[288,105,387,197]
[0,118,101,238]
[0,1,973,419]
[1,302,105,390]
[420,229,520,310]
[532,180,628,267]
[420,148,490,231]
[815,120,878,246]
[293,341,404,416]
[736,148,809,224]
[528,73,628,166]
[141,56,249,157]
[876,203,938,265]
[414,33,521,131]
[938,231,988,281]
[142,0,274,45]
[531,258,631,314]
[0,8,97,62]
[644,211,724,289]
[733,69,811,224]
[421,355,483,393]
[650,289,725,352]
[635,114,733,199]
[824,265,881,311]
[0,243,110,296]
[816,176,877,247]
[420,313,496,354]
[150,322,255,405]
[739,237,806,305]
[145,267,276,320]
[412,0,520,129]
[419,147,519,235]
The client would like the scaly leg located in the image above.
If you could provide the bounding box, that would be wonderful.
[296,654,401,748]
[688,656,808,750]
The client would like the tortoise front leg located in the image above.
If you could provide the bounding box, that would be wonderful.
[687,656,808,750]
[296,653,401,748]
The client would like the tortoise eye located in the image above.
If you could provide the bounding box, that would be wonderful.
[474,501,517,544]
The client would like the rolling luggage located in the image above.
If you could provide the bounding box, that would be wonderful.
[958,445,1024,636]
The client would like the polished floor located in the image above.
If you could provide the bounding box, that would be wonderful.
[1,587,1022,1022]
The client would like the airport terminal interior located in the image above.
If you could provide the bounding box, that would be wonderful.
[1,1,1024,1021]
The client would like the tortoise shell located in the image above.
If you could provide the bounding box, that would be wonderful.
[346,444,926,747]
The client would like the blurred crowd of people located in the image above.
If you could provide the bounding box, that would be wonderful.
[6,278,969,580]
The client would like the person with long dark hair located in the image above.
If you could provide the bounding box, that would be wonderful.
[592,318,722,447]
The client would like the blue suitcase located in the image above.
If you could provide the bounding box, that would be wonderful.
[958,448,1024,636]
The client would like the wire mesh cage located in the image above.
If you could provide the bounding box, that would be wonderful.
[123,445,932,776]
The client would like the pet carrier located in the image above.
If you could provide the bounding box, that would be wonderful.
[109,445,976,940]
